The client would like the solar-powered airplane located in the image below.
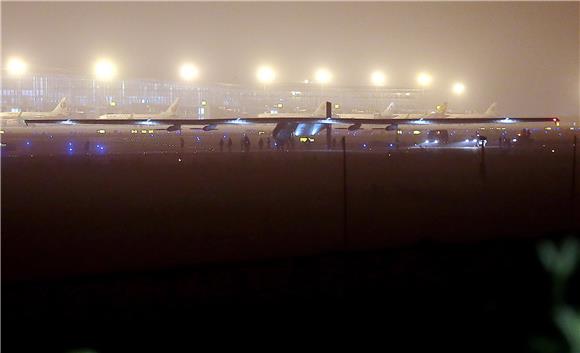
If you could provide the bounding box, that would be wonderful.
[25,101,560,147]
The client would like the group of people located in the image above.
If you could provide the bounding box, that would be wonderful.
[218,137,234,152]
[218,135,274,152]
[218,135,302,152]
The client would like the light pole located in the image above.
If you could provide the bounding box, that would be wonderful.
[452,82,466,113]
[416,72,433,111]
[6,57,28,109]
[315,68,332,100]
[257,66,275,112]
[94,58,117,114]
[371,71,386,112]
[179,63,199,116]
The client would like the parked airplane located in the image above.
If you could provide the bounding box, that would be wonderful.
[257,101,329,118]
[0,97,69,120]
[99,98,180,120]
[422,102,497,119]
[444,102,499,119]
[336,102,397,120]
[389,102,449,120]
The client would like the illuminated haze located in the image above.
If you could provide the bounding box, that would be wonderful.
[1,1,578,117]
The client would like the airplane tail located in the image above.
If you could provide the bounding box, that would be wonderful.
[435,102,448,114]
[314,101,332,118]
[51,97,69,115]
[382,102,395,116]
[485,102,497,116]
[162,98,180,117]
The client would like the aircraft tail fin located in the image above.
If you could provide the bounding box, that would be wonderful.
[435,102,448,114]
[382,102,395,116]
[51,97,69,115]
[163,98,180,116]
[485,102,497,116]
[314,101,332,118]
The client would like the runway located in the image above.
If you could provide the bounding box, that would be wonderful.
[1,123,575,157]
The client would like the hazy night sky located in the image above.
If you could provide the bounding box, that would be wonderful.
[1,1,579,116]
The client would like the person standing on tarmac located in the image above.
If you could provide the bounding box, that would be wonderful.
[219,138,224,152]
[258,137,264,150]
[266,137,271,150]
[180,137,185,149]
[227,137,233,152]
[243,135,251,152]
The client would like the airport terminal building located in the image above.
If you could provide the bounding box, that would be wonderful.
[1,72,426,117]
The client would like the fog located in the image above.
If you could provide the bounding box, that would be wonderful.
[3,3,580,350]
[1,2,579,116]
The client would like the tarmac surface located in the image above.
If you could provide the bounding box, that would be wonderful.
[2,125,579,351]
